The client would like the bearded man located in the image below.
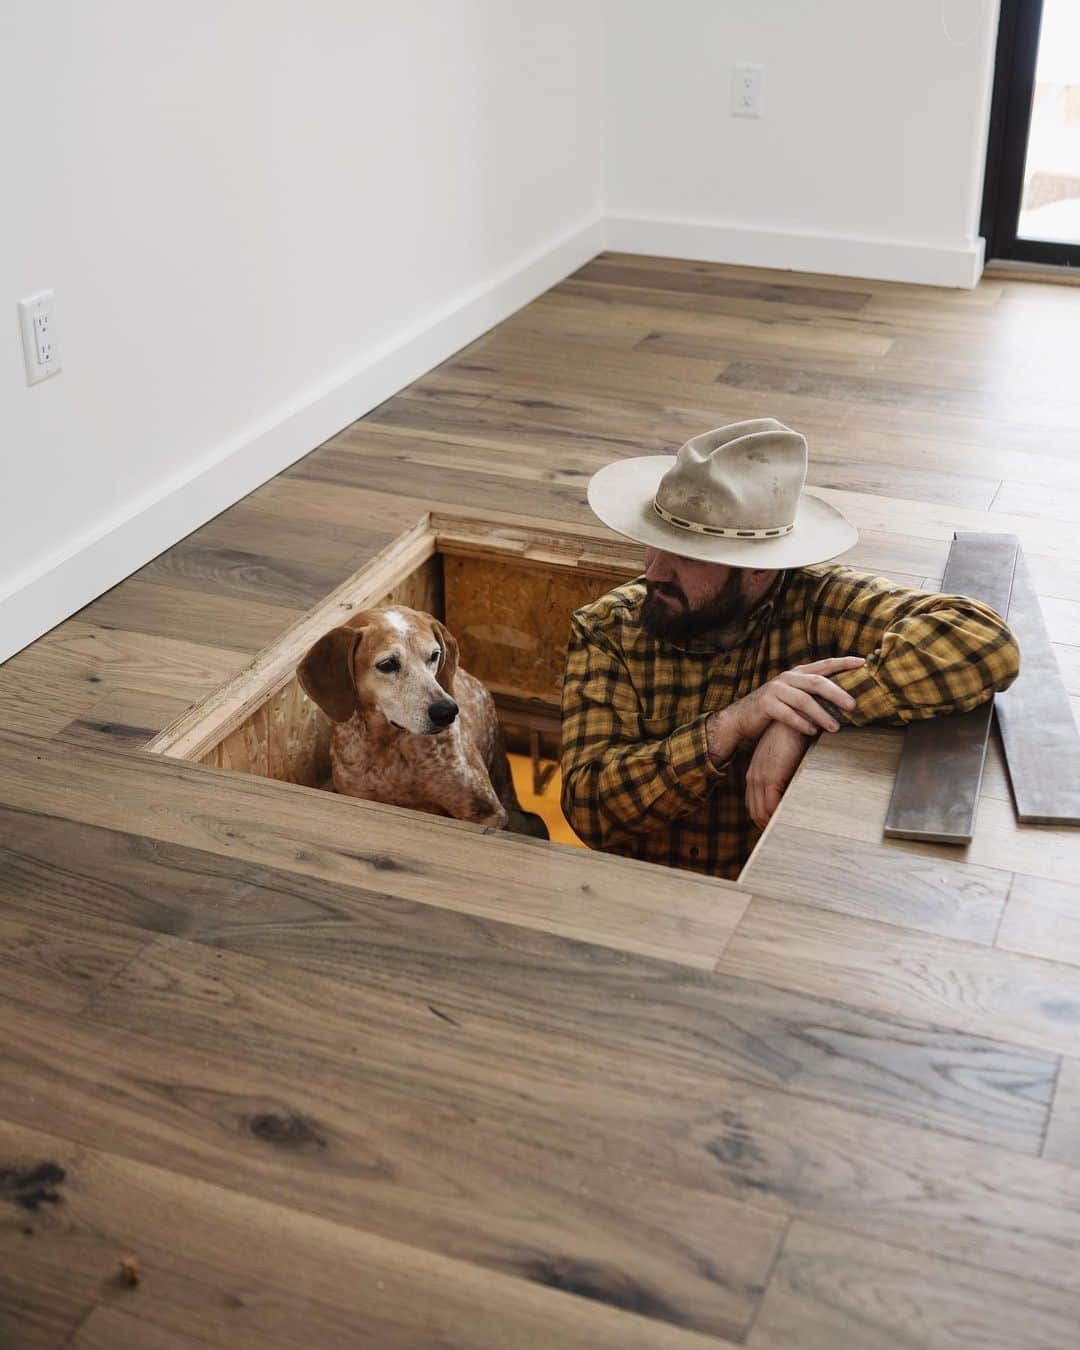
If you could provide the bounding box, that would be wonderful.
[560,419,1020,879]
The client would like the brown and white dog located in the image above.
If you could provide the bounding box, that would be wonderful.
[298,605,542,834]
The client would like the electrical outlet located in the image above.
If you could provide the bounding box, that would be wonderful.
[732,63,764,118]
[18,291,62,385]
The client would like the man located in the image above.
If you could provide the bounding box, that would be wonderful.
[561,418,1020,879]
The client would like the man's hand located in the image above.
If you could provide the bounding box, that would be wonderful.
[746,721,814,830]
[728,656,865,740]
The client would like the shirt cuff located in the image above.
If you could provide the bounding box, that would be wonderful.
[830,662,898,726]
[665,714,728,798]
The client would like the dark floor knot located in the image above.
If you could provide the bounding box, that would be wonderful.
[0,1161,67,1211]
[518,1255,678,1321]
[248,1112,326,1150]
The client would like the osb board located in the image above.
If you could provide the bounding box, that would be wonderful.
[197,554,444,788]
[443,554,634,707]
[199,677,331,787]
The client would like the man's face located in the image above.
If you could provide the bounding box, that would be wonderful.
[642,548,777,641]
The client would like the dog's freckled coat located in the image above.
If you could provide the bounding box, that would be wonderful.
[298,606,514,828]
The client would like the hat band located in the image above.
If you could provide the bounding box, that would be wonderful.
[653,498,794,539]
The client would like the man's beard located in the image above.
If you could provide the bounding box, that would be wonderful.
[641,571,754,642]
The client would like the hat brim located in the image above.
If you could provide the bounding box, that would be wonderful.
[588,456,858,568]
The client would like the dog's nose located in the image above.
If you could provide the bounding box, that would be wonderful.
[428,698,459,727]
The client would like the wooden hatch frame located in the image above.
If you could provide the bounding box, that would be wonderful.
[144,506,642,792]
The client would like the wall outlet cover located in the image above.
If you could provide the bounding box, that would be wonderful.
[18,291,62,385]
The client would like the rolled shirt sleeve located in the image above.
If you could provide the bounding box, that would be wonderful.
[807,568,1021,727]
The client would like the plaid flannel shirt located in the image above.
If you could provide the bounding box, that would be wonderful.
[560,565,1020,879]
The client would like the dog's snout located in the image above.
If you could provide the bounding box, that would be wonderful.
[428,698,458,728]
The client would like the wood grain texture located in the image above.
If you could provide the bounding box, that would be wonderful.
[5,252,1080,1346]
[750,1221,1080,1350]
[0,909,147,1017]
[0,990,782,1345]
[0,1115,735,1350]
[28,948,1080,1297]
[995,550,1080,824]
[739,822,1009,942]
[884,532,1017,845]
[1044,1057,1080,1166]
[76,577,305,653]
[57,687,196,751]
[997,872,1080,968]
[0,730,749,968]
[718,896,1080,1058]
[0,802,1052,1153]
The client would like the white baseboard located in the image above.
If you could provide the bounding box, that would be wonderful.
[0,212,606,664]
[605,213,986,289]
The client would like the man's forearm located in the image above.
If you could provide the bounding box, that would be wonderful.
[705,705,743,767]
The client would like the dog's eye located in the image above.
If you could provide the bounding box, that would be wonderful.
[376,658,399,674]
[429,651,440,664]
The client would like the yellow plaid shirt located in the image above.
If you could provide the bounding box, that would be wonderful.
[561,565,1020,879]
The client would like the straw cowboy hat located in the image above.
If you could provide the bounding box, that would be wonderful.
[587,417,858,569]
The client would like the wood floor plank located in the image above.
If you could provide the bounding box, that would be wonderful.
[56,687,196,751]
[0,909,147,1016]
[168,918,1056,1154]
[0,1268,88,1350]
[807,483,1080,561]
[884,532,1017,845]
[718,896,1080,1058]
[138,541,365,612]
[3,254,1080,1342]
[188,501,392,570]
[77,578,303,653]
[749,1220,1080,1350]
[994,478,1080,525]
[361,388,1010,512]
[244,475,433,535]
[997,873,1080,969]
[24,940,1080,1298]
[0,991,781,1344]
[0,1116,734,1350]
[71,1309,219,1350]
[716,358,1080,430]
[291,441,594,524]
[0,804,1052,1152]
[779,742,1080,887]
[571,257,873,311]
[1044,1057,1080,1166]
[0,731,748,969]
[740,823,1008,942]
[0,675,89,739]
[995,551,1080,824]
[1,622,246,707]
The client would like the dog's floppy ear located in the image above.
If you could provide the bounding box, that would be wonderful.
[431,619,459,695]
[297,625,363,722]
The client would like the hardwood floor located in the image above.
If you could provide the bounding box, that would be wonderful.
[2,253,1080,1348]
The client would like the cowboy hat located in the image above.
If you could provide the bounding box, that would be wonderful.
[586,418,858,568]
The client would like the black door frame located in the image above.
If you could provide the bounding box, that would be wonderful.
[981,0,1080,266]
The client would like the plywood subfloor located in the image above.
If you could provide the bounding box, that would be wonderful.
[3,253,1080,1349]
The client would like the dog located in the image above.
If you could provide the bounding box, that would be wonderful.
[298,605,546,835]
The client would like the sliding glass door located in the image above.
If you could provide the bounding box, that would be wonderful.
[982,0,1080,266]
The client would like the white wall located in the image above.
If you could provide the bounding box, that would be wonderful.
[602,0,1001,286]
[2,2,1006,660]
[1,1,603,660]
